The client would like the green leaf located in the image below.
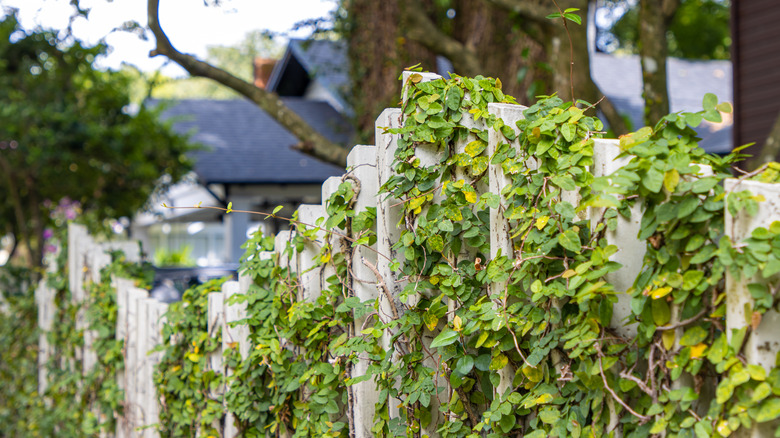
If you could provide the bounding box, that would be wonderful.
[703,93,718,111]
[430,328,459,348]
[465,139,487,157]
[427,234,444,252]
[643,167,664,193]
[272,205,283,215]
[538,408,561,425]
[680,326,708,347]
[490,353,509,371]
[561,123,576,142]
[564,12,582,25]
[558,229,581,253]
[690,245,716,264]
[455,355,474,375]
[756,398,780,422]
[652,298,671,326]
[682,270,704,290]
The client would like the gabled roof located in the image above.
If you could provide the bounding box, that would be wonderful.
[591,53,733,154]
[267,39,351,114]
[155,98,349,185]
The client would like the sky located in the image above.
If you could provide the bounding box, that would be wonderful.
[1,0,336,76]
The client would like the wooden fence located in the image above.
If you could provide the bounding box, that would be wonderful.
[33,71,780,437]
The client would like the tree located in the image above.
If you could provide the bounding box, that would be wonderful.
[0,12,195,267]
[143,0,727,166]
[606,0,730,126]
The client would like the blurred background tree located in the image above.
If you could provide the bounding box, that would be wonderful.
[145,0,732,160]
[0,11,195,268]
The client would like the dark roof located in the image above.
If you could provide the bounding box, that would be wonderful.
[267,39,351,114]
[266,38,733,153]
[592,53,733,154]
[156,98,349,185]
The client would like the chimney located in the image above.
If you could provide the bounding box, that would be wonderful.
[253,58,277,89]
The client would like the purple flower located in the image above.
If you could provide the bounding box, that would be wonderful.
[44,244,58,254]
[43,229,53,240]
[65,209,77,220]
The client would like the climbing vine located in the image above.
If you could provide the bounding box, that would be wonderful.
[0,223,150,437]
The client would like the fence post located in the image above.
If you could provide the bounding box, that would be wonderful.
[121,285,150,436]
[296,205,327,303]
[35,280,55,395]
[590,139,644,337]
[345,145,380,438]
[724,178,780,438]
[222,279,247,438]
[487,102,528,396]
[138,298,167,438]
[375,108,405,400]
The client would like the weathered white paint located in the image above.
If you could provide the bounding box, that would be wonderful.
[724,178,780,437]
[487,102,527,396]
[346,145,380,438]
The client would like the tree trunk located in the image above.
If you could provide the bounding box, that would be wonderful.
[346,0,438,144]
[638,0,679,126]
[746,111,780,170]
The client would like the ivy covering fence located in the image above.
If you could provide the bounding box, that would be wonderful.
[4,71,780,438]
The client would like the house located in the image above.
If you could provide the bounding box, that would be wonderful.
[591,53,733,154]
[731,1,780,160]
[132,39,352,266]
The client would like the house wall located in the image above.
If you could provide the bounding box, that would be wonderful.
[733,0,780,157]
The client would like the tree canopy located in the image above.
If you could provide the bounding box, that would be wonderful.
[0,12,195,266]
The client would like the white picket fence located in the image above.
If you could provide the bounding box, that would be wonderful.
[33,71,780,437]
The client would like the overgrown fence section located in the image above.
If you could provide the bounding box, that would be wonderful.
[30,72,780,437]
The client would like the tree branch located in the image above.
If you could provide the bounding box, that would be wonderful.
[401,6,482,77]
[483,0,551,24]
[147,0,349,167]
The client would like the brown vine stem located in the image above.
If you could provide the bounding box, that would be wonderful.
[595,343,650,423]
[729,162,769,190]
[655,308,706,331]
[362,257,396,320]
[550,0,576,104]
[162,204,393,262]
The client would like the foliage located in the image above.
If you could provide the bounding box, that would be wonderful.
[0,267,41,436]
[0,12,195,266]
[607,0,731,60]
[151,72,780,438]
[0,224,153,437]
[154,278,229,437]
[154,244,196,267]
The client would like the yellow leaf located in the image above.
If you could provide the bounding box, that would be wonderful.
[320,252,332,263]
[475,331,489,348]
[651,287,673,299]
[464,191,477,203]
[187,353,201,362]
[562,269,576,279]
[689,343,707,359]
[664,169,680,192]
[662,330,676,350]
[716,420,732,437]
[536,216,550,230]
[453,315,463,332]
[408,196,426,211]
[429,275,440,285]
[535,393,554,405]
[522,365,543,382]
